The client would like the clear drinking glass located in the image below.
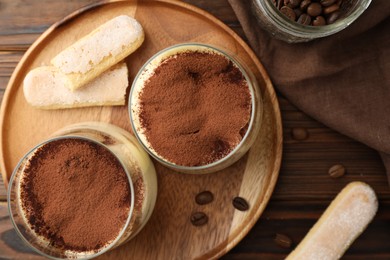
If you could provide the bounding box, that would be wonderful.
[129,43,263,174]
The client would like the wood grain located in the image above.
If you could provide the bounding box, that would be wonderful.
[0,0,282,259]
[0,0,96,50]
[1,200,389,259]
[0,0,389,259]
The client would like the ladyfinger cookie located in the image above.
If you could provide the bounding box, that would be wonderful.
[286,182,378,260]
[51,15,144,91]
[23,63,128,109]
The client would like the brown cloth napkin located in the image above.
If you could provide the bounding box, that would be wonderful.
[227,0,390,185]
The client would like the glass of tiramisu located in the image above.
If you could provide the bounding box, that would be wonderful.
[129,43,262,174]
[8,122,157,259]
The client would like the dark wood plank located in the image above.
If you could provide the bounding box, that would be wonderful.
[0,0,245,50]
[224,201,390,259]
[0,51,22,201]
[0,52,24,83]
[0,1,90,33]
[181,0,246,38]
[1,200,389,259]
[0,0,96,50]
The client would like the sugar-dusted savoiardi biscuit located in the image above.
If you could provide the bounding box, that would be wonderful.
[51,15,144,91]
[23,63,128,109]
[286,182,378,260]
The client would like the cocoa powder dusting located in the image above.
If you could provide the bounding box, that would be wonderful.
[20,138,131,252]
[139,51,251,166]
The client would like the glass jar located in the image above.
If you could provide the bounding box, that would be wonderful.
[8,122,157,259]
[129,43,262,174]
[251,0,372,43]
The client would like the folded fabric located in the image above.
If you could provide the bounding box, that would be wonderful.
[227,0,390,185]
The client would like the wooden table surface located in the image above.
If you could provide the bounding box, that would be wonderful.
[0,0,389,259]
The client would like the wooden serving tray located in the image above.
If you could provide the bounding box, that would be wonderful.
[0,0,282,259]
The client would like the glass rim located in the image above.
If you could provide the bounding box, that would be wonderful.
[129,42,258,173]
[7,135,135,260]
[257,0,372,38]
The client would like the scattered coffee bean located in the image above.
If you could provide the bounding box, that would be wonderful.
[313,15,326,26]
[195,191,214,205]
[274,233,293,248]
[328,164,346,178]
[274,0,345,25]
[291,127,309,140]
[281,6,296,21]
[232,197,249,211]
[190,212,208,226]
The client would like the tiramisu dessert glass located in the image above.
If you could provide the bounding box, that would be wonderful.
[8,122,157,259]
[129,43,262,174]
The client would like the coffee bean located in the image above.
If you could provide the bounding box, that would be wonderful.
[293,8,303,18]
[313,15,326,26]
[275,0,345,26]
[274,233,293,248]
[284,0,302,8]
[190,212,208,226]
[327,11,340,24]
[328,164,346,178]
[320,0,337,7]
[323,3,340,14]
[307,3,322,17]
[291,127,309,140]
[280,6,296,21]
[232,197,249,211]
[195,191,214,205]
[300,0,311,11]
[297,13,312,25]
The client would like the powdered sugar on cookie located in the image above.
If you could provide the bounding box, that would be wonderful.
[51,15,143,74]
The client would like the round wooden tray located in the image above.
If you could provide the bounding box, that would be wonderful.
[0,0,282,259]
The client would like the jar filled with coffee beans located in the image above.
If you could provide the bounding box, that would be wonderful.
[251,0,371,42]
